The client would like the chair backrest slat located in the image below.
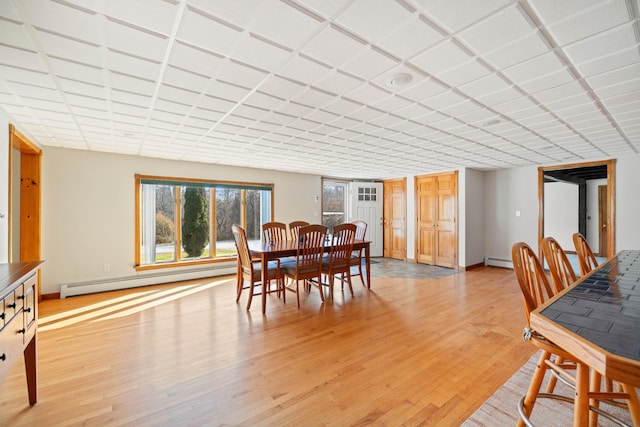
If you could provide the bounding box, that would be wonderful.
[289,221,310,241]
[329,223,356,265]
[296,224,326,270]
[573,232,599,276]
[512,242,556,325]
[232,224,253,276]
[541,237,577,293]
[262,221,287,244]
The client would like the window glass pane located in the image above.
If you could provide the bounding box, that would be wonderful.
[322,184,345,232]
[215,188,240,257]
[180,187,211,260]
[245,189,264,243]
[141,184,177,265]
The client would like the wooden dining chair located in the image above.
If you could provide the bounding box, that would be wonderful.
[349,220,368,286]
[512,242,636,426]
[262,221,287,244]
[232,224,283,314]
[288,221,309,241]
[280,224,326,308]
[541,236,577,294]
[573,232,599,276]
[320,223,356,300]
[511,242,580,426]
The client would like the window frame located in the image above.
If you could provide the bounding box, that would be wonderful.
[135,174,274,271]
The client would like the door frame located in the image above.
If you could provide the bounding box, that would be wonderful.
[8,125,42,298]
[537,159,615,258]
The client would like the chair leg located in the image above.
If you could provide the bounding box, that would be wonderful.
[518,351,552,427]
[246,282,254,311]
[345,271,354,297]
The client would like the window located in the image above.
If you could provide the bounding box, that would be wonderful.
[357,186,377,202]
[322,180,349,233]
[135,175,273,269]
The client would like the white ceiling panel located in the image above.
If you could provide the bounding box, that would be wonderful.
[0,0,638,179]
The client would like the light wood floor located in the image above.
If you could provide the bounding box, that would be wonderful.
[1,261,535,426]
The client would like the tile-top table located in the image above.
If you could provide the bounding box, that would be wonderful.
[530,250,640,426]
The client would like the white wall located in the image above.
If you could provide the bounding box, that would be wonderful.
[484,155,640,262]
[41,147,322,295]
[615,155,640,250]
[544,181,578,249]
[462,168,485,266]
[0,110,8,263]
[484,165,539,264]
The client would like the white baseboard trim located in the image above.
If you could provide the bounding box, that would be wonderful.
[485,256,513,269]
[60,263,236,298]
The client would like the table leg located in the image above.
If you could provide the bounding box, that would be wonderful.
[573,362,589,427]
[261,253,268,314]
[365,243,371,289]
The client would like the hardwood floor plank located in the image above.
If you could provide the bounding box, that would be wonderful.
[0,262,534,426]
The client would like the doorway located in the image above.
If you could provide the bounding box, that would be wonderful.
[8,125,42,298]
[538,160,615,258]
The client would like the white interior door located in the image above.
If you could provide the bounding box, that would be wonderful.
[350,182,383,257]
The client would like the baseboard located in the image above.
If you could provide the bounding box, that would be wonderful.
[59,263,236,298]
[41,292,60,300]
[461,262,485,271]
[485,256,513,269]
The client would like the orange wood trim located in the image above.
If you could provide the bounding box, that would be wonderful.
[135,256,236,271]
[134,173,274,190]
[9,125,41,155]
[134,175,141,265]
[538,159,615,258]
[41,292,61,300]
[461,262,485,271]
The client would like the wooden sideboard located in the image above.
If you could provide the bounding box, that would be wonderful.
[0,261,43,405]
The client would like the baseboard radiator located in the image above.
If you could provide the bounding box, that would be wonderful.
[60,262,237,298]
[485,256,514,269]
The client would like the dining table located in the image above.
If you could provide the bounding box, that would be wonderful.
[248,238,371,311]
[530,249,640,426]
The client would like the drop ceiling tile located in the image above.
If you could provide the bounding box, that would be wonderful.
[347,83,391,106]
[188,0,259,29]
[336,0,413,43]
[0,64,54,89]
[503,52,566,84]
[177,6,243,56]
[104,0,178,35]
[168,42,223,78]
[519,68,575,94]
[250,0,323,51]
[397,78,448,102]
[0,44,48,74]
[279,101,314,117]
[110,72,156,96]
[105,19,168,63]
[158,84,200,106]
[58,77,105,99]
[1,19,37,51]
[564,22,637,66]
[416,0,512,33]
[438,59,492,87]
[575,45,640,77]
[341,47,398,80]
[216,59,270,88]
[458,73,510,98]
[162,66,210,93]
[112,101,147,117]
[411,39,472,75]
[587,62,640,91]
[459,5,535,54]
[154,98,192,116]
[376,16,444,60]
[313,70,364,96]
[323,97,364,116]
[475,85,522,106]
[291,87,336,108]
[7,81,61,102]
[303,25,366,68]
[483,30,550,69]
[245,91,285,110]
[232,33,293,72]
[545,0,631,46]
[274,54,331,85]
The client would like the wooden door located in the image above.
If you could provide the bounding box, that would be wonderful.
[383,179,406,260]
[416,176,436,264]
[435,174,457,267]
[598,185,607,257]
[415,172,457,268]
